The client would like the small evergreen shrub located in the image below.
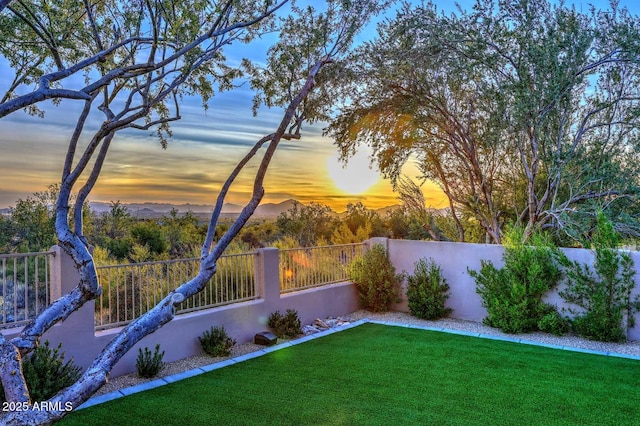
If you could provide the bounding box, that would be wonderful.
[559,212,640,342]
[537,307,569,336]
[198,326,236,357]
[13,341,82,402]
[268,309,302,338]
[468,228,565,334]
[406,258,452,320]
[348,244,403,312]
[136,344,165,378]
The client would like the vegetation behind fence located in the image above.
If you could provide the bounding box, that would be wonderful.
[95,252,256,330]
[0,244,363,331]
[279,243,364,293]
[0,251,53,329]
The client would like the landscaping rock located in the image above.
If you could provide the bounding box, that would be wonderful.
[303,316,353,335]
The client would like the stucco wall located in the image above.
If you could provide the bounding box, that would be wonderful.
[369,238,640,340]
[4,238,640,381]
[1,246,360,377]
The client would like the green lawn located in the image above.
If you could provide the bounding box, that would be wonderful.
[60,323,640,425]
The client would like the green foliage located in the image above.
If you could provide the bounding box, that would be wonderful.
[275,201,337,247]
[0,340,82,402]
[331,221,371,245]
[348,244,402,312]
[162,209,207,258]
[327,0,640,243]
[198,326,236,357]
[131,222,169,257]
[559,213,640,342]
[537,307,570,336]
[406,258,452,320]
[23,341,82,401]
[136,344,165,379]
[268,309,302,338]
[0,185,61,253]
[343,202,385,238]
[469,229,565,333]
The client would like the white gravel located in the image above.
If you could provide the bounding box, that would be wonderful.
[350,310,640,356]
[94,342,263,396]
[95,309,640,397]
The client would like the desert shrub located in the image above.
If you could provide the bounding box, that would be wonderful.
[23,341,82,402]
[406,258,452,320]
[136,344,165,378]
[559,213,640,342]
[348,244,402,312]
[198,326,236,357]
[0,341,82,403]
[469,228,566,334]
[268,309,302,338]
[537,306,570,336]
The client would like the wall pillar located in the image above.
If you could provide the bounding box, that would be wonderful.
[254,247,280,306]
[43,246,97,368]
[368,237,389,252]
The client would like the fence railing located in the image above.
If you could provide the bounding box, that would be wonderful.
[0,243,364,331]
[0,251,54,329]
[95,252,256,330]
[279,243,364,293]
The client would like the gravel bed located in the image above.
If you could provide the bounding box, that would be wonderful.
[94,342,263,396]
[95,310,640,397]
[350,310,640,356]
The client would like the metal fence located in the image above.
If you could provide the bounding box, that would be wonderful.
[279,243,364,293]
[0,243,363,331]
[0,251,54,329]
[95,252,256,330]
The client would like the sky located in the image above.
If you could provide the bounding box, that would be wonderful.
[0,0,638,212]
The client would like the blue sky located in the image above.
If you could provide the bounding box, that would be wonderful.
[0,0,638,211]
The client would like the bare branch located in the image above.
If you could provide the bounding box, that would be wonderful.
[0,1,288,119]
[73,132,115,237]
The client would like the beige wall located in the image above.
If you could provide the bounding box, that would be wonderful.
[4,238,640,380]
[370,238,640,340]
[1,246,360,377]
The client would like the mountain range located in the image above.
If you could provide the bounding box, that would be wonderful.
[87,199,300,219]
[1,199,431,220]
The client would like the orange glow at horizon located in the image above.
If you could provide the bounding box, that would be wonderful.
[0,112,447,212]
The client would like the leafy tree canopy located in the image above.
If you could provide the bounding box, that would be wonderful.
[328,0,640,244]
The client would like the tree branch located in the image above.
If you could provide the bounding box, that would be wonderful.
[0,1,288,119]
[0,334,29,403]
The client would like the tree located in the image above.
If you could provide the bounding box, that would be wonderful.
[342,202,385,238]
[328,0,640,244]
[0,185,68,253]
[160,209,206,258]
[0,1,389,423]
[130,221,169,258]
[275,201,336,247]
[396,177,455,242]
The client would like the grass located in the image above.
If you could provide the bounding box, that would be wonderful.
[60,323,640,425]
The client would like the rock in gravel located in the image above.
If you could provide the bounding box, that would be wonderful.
[303,316,353,335]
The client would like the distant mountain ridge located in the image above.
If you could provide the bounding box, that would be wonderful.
[4,199,405,219]
[87,199,306,219]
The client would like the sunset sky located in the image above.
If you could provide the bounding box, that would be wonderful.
[0,0,637,212]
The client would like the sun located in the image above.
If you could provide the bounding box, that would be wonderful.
[326,149,380,195]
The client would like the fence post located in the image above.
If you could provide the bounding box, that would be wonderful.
[49,245,63,302]
[367,237,389,252]
[254,247,280,306]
